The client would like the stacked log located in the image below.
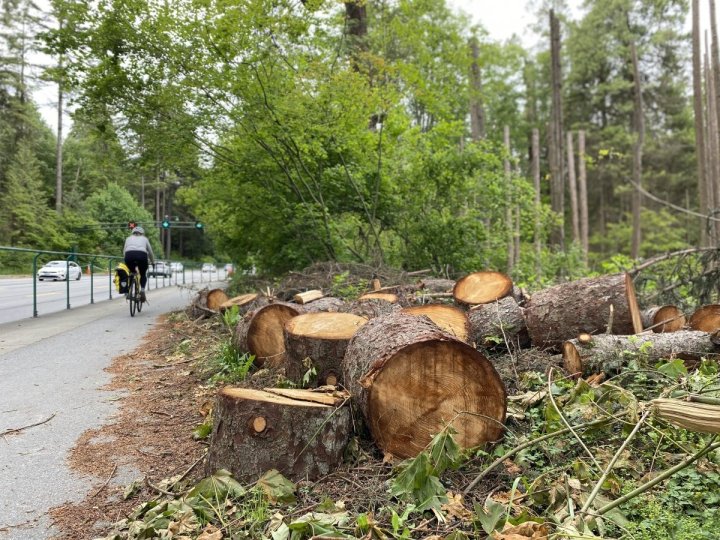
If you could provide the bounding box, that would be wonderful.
[562,330,719,377]
[689,305,720,332]
[453,271,513,307]
[524,273,642,349]
[642,305,686,333]
[284,312,367,385]
[342,312,506,459]
[402,305,470,342]
[467,296,529,349]
[206,387,351,483]
[234,302,303,366]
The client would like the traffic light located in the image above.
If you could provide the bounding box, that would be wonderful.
[128,221,137,230]
[161,219,171,229]
[195,221,204,230]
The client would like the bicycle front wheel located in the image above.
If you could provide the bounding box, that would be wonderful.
[129,277,137,317]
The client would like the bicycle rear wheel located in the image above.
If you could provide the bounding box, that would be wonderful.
[137,281,143,313]
[129,276,137,317]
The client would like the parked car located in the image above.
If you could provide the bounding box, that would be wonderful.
[170,262,184,273]
[201,263,217,273]
[148,261,172,278]
[37,260,82,281]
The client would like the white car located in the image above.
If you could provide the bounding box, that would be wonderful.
[170,262,184,273]
[201,263,217,273]
[37,260,82,281]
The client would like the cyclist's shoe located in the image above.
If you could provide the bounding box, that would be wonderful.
[140,290,147,302]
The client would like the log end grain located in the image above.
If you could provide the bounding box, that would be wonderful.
[358,292,398,303]
[220,293,260,313]
[453,271,513,306]
[689,305,720,332]
[402,304,471,342]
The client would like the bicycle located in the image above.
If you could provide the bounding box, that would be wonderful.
[127,264,145,317]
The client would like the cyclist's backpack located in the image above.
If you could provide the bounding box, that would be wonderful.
[114,262,130,293]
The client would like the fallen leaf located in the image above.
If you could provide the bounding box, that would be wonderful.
[492,521,548,540]
[441,492,472,520]
[503,459,522,475]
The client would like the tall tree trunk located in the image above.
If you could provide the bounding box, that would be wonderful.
[566,131,579,244]
[532,128,542,278]
[692,0,709,245]
[504,126,514,271]
[469,37,485,141]
[549,9,565,249]
[704,37,720,242]
[578,130,589,265]
[630,41,645,259]
[55,53,63,212]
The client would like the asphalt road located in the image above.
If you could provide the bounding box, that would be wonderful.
[0,282,221,539]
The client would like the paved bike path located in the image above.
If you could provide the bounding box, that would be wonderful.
[0,284,219,539]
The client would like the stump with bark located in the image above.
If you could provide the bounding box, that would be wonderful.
[689,305,720,332]
[417,278,456,293]
[206,387,351,482]
[402,305,470,343]
[234,302,303,366]
[524,273,642,348]
[562,330,720,377]
[342,312,506,459]
[284,312,368,385]
[642,305,686,333]
[301,297,347,313]
[190,288,229,319]
[453,271,513,307]
[343,298,402,319]
[468,296,529,349]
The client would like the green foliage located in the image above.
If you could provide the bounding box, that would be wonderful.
[221,304,240,329]
[207,341,255,384]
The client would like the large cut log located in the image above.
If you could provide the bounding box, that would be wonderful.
[190,288,229,319]
[234,302,303,366]
[284,312,368,385]
[689,305,720,332]
[642,305,686,333]
[562,330,720,377]
[453,271,513,306]
[206,387,351,482]
[524,273,642,348]
[402,305,470,343]
[417,278,456,293]
[467,296,529,349]
[301,297,347,313]
[343,298,402,319]
[342,312,506,459]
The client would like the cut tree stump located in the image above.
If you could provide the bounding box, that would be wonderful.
[467,296,529,349]
[524,273,642,348]
[642,305,686,333]
[453,271,513,306]
[689,305,720,332]
[293,290,324,304]
[402,305,470,342]
[190,288,229,319]
[562,330,719,377]
[342,312,506,459]
[284,312,368,385]
[234,302,303,366]
[206,387,351,483]
[301,297,347,313]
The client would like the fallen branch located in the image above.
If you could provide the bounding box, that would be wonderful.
[91,464,118,498]
[1,413,56,437]
[629,247,719,276]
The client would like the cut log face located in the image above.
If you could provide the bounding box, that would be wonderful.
[207,289,230,311]
[343,312,506,459]
[467,296,529,349]
[206,387,351,483]
[402,305,470,342]
[358,292,398,303]
[234,302,303,366]
[191,288,230,318]
[284,312,368,385]
[453,271,513,306]
[689,305,720,332]
[220,293,260,313]
[562,330,719,377]
[642,305,686,333]
[524,273,641,349]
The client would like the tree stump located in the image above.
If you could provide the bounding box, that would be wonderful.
[342,312,506,459]
[343,298,402,319]
[234,302,303,366]
[524,273,642,349]
[562,330,719,377]
[301,297,347,313]
[689,305,720,332]
[453,271,513,307]
[206,387,351,483]
[642,305,686,333]
[284,312,368,385]
[402,305,470,343]
[190,288,229,319]
[467,296,529,349]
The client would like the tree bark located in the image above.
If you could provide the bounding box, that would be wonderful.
[549,9,565,249]
[284,312,367,385]
[453,271,513,307]
[578,130,589,265]
[689,304,720,332]
[504,125,514,271]
[417,278,456,293]
[524,273,642,349]
[219,293,269,314]
[692,0,709,246]
[467,296,529,349]
[342,312,506,459]
[532,127,542,277]
[234,302,303,366]
[563,330,719,377]
[301,297,347,313]
[342,298,402,319]
[566,131,580,244]
[402,304,471,343]
[206,387,351,483]
[630,41,645,259]
[704,38,720,240]
[469,37,485,141]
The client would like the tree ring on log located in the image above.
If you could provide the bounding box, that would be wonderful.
[689,305,720,332]
[643,305,686,333]
[453,271,513,306]
[402,304,470,342]
[252,416,267,433]
[243,303,303,366]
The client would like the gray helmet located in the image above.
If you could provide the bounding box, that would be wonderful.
[132,226,145,235]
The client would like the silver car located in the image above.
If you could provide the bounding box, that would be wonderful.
[37,260,82,281]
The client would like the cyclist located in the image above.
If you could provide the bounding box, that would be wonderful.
[123,225,155,302]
